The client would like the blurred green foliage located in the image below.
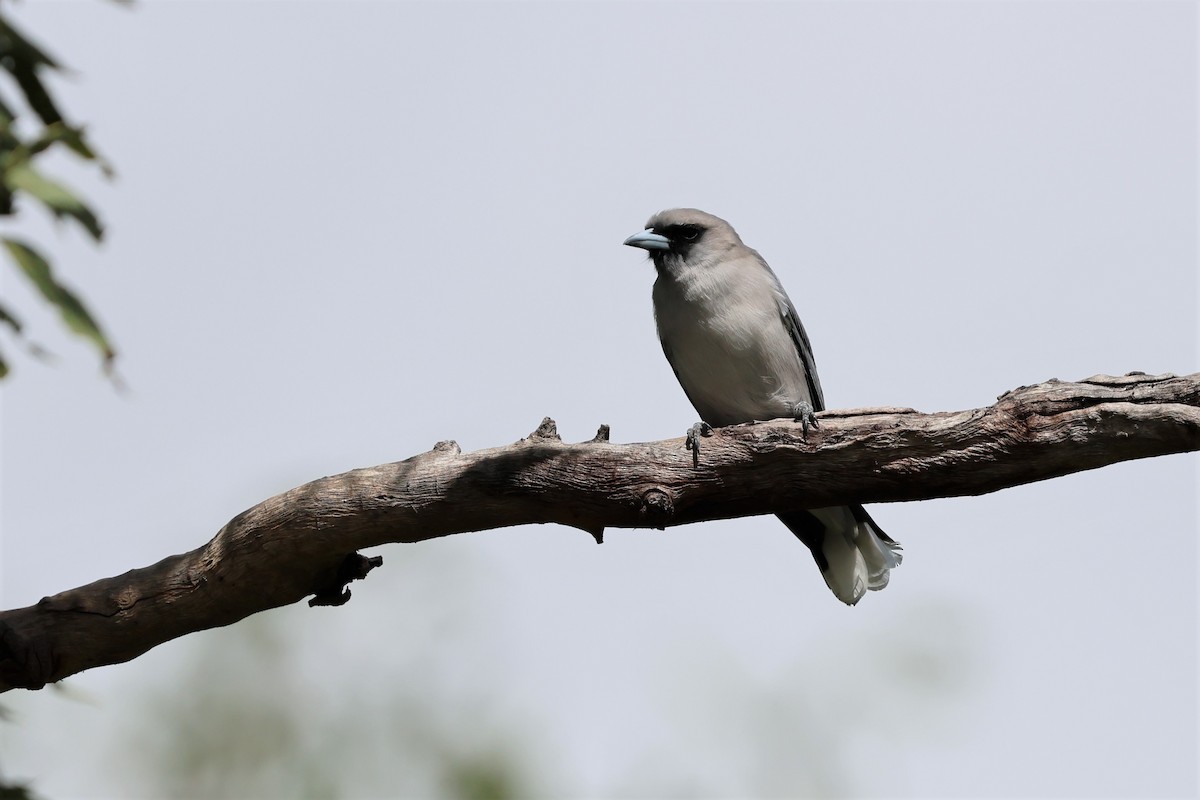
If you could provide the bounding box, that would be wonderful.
[0,9,115,379]
[0,7,119,795]
[122,615,537,800]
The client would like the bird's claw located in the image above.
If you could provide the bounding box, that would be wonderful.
[792,401,819,440]
[685,421,713,467]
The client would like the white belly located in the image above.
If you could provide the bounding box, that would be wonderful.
[653,269,813,427]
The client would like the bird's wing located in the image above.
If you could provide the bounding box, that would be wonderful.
[777,288,826,412]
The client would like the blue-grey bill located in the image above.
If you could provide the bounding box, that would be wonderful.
[623,230,671,251]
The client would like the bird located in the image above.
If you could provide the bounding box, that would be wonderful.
[623,208,902,605]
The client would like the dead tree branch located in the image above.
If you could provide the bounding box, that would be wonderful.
[2,372,1197,692]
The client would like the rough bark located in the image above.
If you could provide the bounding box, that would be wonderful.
[2,372,1197,692]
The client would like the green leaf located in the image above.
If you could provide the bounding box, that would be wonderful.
[0,18,60,70]
[0,16,65,126]
[0,111,113,181]
[0,301,22,334]
[8,60,63,127]
[26,122,92,158]
[4,162,103,240]
[1,237,114,364]
[28,122,113,177]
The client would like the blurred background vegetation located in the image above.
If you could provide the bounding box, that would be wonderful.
[3,546,975,798]
[0,4,116,381]
[2,6,112,797]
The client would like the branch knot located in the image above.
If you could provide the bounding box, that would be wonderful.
[639,487,675,529]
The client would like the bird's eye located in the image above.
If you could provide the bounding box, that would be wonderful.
[680,228,700,241]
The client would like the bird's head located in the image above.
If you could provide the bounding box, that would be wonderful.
[623,208,743,274]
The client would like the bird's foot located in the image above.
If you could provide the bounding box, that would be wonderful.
[791,401,819,440]
[685,421,713,467]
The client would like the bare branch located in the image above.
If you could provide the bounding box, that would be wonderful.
[2,372,1197,692]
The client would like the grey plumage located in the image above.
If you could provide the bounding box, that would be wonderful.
[624,208,902,605]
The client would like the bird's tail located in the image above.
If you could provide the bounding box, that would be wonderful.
[778,506,903,606]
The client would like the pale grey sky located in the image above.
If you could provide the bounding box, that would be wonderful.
[1,2,1196,798]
